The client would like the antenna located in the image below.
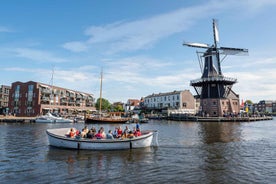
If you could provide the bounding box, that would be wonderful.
[50,65,55,105]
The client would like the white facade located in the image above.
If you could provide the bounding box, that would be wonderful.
[144,90,195,110]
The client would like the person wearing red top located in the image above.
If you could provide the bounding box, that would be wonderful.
[95,130,103,139]
[117,126,123,137]
[69,128,76,138]
[134,129,141,137]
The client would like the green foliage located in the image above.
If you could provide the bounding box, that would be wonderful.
[95,98,111,111]
[245,100,253,104]
[112,104,124,112]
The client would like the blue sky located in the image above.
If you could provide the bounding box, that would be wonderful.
[1,0,276,103]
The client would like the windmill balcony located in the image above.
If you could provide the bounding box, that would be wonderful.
[190,76,237,85]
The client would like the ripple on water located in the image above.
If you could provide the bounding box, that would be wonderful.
[1,120,276,183]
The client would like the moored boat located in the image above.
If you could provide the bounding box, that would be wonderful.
[46,128,158,150]
[85,70,130,124]
[35,112,73,123]
[85,116,130,124]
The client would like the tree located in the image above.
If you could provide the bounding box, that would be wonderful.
[245,100,253,104]
[113,104,124,112]
[95,98,111,111]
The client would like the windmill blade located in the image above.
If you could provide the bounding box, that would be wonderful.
[220,47,249,55]
[183,42,210,49]
[213,19,219,46]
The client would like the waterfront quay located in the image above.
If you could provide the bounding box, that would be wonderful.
[166,114,273,122]
[0,115,35,123]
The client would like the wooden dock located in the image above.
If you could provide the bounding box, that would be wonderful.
[0,116,36,123]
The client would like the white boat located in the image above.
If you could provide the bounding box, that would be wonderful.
[46,128,158,150]
[35,113,73,123]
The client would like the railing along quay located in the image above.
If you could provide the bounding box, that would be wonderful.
[167,114,273,122]
[0,116,36,123]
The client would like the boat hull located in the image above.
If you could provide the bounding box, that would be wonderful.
[46,128,155,150]
[36,118,73,123]
[35,118,55,123]
[85,117,130,124]
[35,113,73,123]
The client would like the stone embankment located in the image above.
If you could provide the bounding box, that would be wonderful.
[0,115,35,123]
[167,114,273,122]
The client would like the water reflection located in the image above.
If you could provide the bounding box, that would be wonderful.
[198,122,245,183]
[199,122,243,144]
[46,146,157,179]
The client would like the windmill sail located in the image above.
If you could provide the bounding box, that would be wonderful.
[213,19,219,44]
[220,47,248,55]
[183,42,209,49]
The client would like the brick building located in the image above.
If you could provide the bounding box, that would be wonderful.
[8,81,96,117]
[0,85,10,114]
[253,100,276,113]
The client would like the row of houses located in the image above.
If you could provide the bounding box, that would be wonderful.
[1,81,96,117]
[243,100,276,114]
[1,81,275,117]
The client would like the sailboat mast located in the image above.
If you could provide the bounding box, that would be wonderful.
[99,69,103,114]
[50,66,54,106]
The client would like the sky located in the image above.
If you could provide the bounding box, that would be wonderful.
[1,0,276,103]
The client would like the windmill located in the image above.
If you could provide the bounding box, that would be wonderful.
[183,19,248,117]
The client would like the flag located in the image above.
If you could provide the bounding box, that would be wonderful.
[240,99,244,108]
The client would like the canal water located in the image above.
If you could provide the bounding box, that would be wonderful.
[1,119,276,183]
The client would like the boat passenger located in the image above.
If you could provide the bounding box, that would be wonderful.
[86,129,95,139]
[113,127,119,138]
[121,131,127,139]
[127,131,135,138]
[124,126,130,133]
[81,128,87,138]
[95,130,103,139]
[134,128,141,137]
[100,127,106,139]
[75,129,80,136]
[69,128,76,138]
[136,122,140,131]
[83,126,89,134]
[106,130,114,139]
[117,126,123,137]
[90,127,96,135]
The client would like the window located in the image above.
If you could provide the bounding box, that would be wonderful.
[27,84,34,102]
[15,85,20,99]
[183,102,187,108]
[28,85,34,91]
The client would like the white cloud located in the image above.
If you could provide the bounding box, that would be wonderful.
[63,1,230,54]
[61,0,276,55]
[12,48,68,63]
[62,41,88,52]
[100,56,198,94]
